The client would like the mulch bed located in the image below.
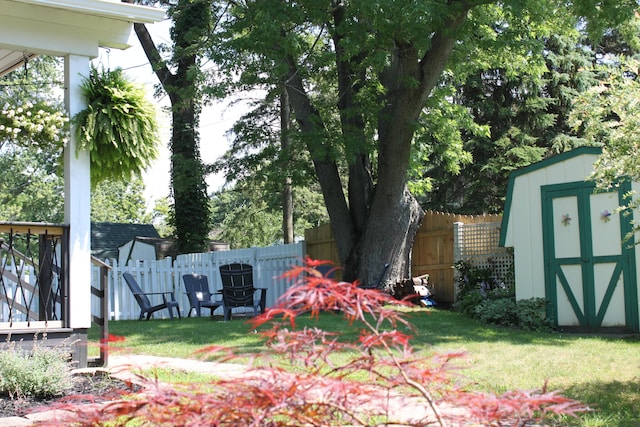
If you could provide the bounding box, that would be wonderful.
[0,370,141,418]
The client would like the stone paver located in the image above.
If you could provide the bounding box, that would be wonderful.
[0,355,459,426]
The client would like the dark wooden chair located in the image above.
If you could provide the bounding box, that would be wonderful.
[182,273,223,318]
[123,272,181,320]
[218,263,267,321]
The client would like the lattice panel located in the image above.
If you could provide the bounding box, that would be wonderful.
[454,222,514,286]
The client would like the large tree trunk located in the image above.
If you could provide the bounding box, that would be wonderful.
[130,1,211,254]
[356,188,424,286]
[285,6,469,285]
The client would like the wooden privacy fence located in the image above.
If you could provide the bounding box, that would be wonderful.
[305,211,505,303]
[90,243,305,321]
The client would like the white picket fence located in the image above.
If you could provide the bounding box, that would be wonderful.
[90,242,306,321]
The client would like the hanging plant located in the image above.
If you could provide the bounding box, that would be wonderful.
[73,66,159,185]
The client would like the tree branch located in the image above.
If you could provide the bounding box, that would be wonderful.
[283,53,356,267]
[331,1,373,234]
[133,22,176,89]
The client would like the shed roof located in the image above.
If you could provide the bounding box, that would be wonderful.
[499,146,602,247]
[91,222,160,260]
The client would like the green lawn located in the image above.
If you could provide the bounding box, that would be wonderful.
[90,308,640,426]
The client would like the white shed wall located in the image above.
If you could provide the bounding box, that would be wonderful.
[118,241,157,266]
[503,154,599,300]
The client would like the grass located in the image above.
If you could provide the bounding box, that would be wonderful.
[89,308,640,426]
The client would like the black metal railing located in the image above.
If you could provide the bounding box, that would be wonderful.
[90,255,110,367]
[0,222,69,327]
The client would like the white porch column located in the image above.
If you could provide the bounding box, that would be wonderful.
[64,54,91,329]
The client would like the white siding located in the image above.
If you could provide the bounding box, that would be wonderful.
[505,154,597,300]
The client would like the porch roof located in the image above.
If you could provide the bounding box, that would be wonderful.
[0,0,165,75]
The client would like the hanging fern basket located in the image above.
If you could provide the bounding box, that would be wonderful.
[73,66,159,185]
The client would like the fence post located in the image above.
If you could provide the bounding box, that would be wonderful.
[453,222,464,302]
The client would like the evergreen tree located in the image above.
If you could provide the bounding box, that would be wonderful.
[422,33,600,213]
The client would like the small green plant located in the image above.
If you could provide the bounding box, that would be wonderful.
[0,337,75,399]
[516,297,553,332]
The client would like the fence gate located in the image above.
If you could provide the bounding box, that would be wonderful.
[541,181,639,331]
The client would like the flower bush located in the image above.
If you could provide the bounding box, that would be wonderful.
[0,101,68,147]
[454,259,553,331]
[50,258,582,426]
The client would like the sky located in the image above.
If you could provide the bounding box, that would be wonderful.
[95,19,242,208]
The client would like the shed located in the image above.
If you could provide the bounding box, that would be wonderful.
[91,222,161,261]
[118,236,175,265]
[500,147,639,332]
[118,237,230,265]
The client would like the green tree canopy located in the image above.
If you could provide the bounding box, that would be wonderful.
[571,57,640,185]
[210,180,328,249]
[204,0,638,283]
[91,177,152,224]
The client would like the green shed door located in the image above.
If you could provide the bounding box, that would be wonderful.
[541,181,638,332]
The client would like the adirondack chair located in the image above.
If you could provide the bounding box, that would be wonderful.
[182,274,223,318]
[123,273,181,320]
[218,263,267,321]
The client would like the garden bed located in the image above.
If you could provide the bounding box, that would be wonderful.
[0,369,139,418]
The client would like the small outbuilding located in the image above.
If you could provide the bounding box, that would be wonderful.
[91,222,161,261]
[500,147,639,332]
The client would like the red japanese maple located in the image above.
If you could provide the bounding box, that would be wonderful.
[46,258,586,426]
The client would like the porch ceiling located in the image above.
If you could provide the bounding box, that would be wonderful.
[0,0,165,76]
[0,49,36,77]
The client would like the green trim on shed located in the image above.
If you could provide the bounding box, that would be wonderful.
[541,180,637,330]
[499,146,602,247]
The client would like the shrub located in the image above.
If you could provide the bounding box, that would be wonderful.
[516,297,553,332]
[474,295,519,327]
[454,259,553,331]
[49,258,585,426]
[0,338,75,399]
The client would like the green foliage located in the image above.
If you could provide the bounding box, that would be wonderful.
[515,298,552,332]
[91,177,152,224]
[151,197,175,238]
[169,148,210,253]
[474,294,519,327]
[210,183,328,248]
[454,260,552,331]
[0,143,64,222]
[571,57,640,187]
[422,32,602,213]
[0,339,74,399]
[73,66,159,185]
